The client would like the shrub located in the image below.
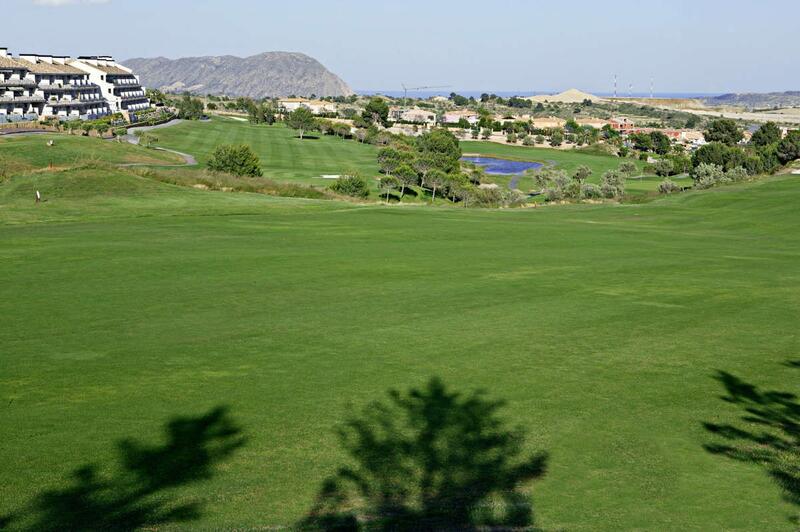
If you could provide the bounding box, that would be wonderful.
[580,183,602,199]
[521,135,535,146]
[506,132,517,144]
[330,173,370,198]
[654,159,674,177]
[600,170,626,198]
[725,166,749,182]
[208,144,263,177]
[692,163,724,189]
[619,161,638,178]
[658,178,681,194]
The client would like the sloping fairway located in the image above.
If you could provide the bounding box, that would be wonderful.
[0,134,183,169]
[152,117,381,185]
[1,170,799,529]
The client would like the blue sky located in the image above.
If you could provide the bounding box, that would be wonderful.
[5,0,799,93]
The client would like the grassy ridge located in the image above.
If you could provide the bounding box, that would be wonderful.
[0,134,183,169]
[1,165,799,528]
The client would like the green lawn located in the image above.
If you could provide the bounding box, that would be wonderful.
[152,117,381,186]
[152,119,658,198]
[1,159,799,529]
[0,134,182,169]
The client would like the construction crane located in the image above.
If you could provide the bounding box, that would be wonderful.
[401,84,451,105]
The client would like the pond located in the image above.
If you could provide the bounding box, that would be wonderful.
[461,156,543,175]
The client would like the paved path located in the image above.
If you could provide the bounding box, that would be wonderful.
[122,119,198,166]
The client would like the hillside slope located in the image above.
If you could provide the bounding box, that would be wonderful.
[123,52,353,98]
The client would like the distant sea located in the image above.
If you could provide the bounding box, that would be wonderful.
[357,90,720,99]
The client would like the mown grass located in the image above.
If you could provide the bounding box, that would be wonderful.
[1,156,799,529]
[152,117,381,187]
[0,134,182,170]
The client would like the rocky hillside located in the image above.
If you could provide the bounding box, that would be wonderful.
[704,91,800,109]
[123,52,353,98]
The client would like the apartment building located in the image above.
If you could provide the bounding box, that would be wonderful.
[0,47,149,122]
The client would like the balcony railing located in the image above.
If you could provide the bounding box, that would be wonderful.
[0,79,38,88]
[0,96,45,103]
[39,83,100,92]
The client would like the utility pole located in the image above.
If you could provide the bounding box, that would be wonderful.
[614,74,617,99]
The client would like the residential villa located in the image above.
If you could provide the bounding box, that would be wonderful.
[389,106,437,126]
[442,109,479,125]
[0,47,149,122]
[609,116,636,133]
[278,98,337,115]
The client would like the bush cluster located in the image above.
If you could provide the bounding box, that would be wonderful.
[208,144,262,177]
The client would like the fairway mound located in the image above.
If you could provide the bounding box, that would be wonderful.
[0,166,175,202]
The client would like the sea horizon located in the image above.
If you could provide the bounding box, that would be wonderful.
[357,90,723,99]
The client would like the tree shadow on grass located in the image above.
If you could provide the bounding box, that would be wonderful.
[300,377,548,531]
[5,406,245,531]
[702,366,799,520]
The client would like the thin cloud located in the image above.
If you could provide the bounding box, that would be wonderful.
[33,0,110,6]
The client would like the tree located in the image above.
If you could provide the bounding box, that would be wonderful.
[776,130,800,164]
[427,169,447,202]
[573,165,592,184]
[379,175,400,202]
[629,132,654,152]
[362,97,390,127]
[549,130,563,147]
[301,378,548,530]
[207,144,262,177]
[395,164,419,200]
[412,155,435,187]
[649,131,671,155]
[377,147,402,176]
[481,128,492,140]
[750,122,781,147]
[330,173,370,198]
[703,118,743,146]
[285,107,317,139]
[416,129,462,173]
[176,93,204,120]
[95,124,110,138]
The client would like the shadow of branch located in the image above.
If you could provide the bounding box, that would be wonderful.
[702,367,799,516]
[9,405,245,531]
[300,377,548,530]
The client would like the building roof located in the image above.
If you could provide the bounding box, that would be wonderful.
[88,63,132,75]
[17,59,84,75]
[0,56,29,70]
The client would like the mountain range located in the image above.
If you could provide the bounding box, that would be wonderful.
[704,91,800,109]
[123,52,353,98]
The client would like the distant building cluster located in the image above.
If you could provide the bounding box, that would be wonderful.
[0,47,149,123]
